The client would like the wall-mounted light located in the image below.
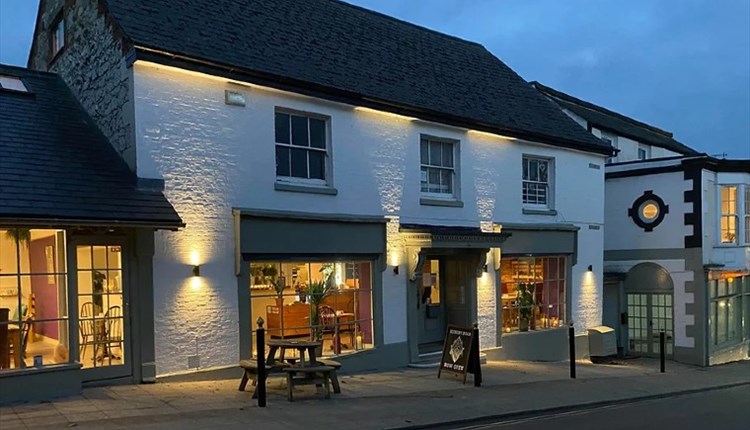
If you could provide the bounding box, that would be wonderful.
[483,264,488,273]
[392,266,399,275]
[587,265,593,272]
[192,265,201,277]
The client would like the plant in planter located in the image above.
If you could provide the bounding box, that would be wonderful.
[307,276,334,343]
[517,282,535,332]
[4,228,31,247]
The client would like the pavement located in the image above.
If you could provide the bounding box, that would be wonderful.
[1,357,748,430]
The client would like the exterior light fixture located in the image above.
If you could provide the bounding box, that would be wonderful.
[483,264,488,273]
[587,265,593,272]
[392,266,399,275]
[192,265,200,277]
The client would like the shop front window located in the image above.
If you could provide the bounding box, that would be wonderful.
[0,229,68,371]
[500,256,566,333]
[250,261,373,357]
[709,274,749,348]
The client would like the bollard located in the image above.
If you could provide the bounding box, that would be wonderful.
[256,317,267,407]
[659,331,665,373]
[568,325,576,379]
[472,325,482,387]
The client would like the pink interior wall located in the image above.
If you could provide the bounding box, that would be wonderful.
[29,236,59,340]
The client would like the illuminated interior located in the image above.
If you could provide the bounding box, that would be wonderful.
[500,256,566,333]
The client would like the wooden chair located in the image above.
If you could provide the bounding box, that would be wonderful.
[104,306,122,360]
[9,317,33,368]
[79,302,97,360]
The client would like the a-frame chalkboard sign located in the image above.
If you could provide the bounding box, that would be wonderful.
[437,324,482,386]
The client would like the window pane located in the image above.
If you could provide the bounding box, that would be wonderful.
[309,118,326,149]
[308,150,324,180]
[440,169,452,194]
[290,148,307,178]
[717,300,727,344]
[0,230,19,274]
[442,143,453,168]
[291,115,309,147]
[420,168,428,192]
[420,139,429,165]
[429,141,442,166]
[275,112,290,144]
[522,158,529,180]
[539,160,548,182]
[428,169,440,193]
[275,146,290,177]
[528,159,539,181]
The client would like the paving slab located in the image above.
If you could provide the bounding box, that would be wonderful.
[0,358,747,430]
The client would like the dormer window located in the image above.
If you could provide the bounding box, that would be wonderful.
[51,14,65,57]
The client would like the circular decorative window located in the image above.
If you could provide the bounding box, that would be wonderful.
[628,191,669,232]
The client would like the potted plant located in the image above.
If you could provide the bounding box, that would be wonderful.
[4,228,30,247]
[517,282,535,332]
[307,271,335,346]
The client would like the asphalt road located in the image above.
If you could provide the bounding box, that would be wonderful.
[442,385,750,430]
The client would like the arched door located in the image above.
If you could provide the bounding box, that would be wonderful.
[624,263,674,357]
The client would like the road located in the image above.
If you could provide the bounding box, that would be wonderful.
[441,385,750,430]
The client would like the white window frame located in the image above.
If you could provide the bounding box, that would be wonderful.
[522,155,554,209]
[745,186,750,245]
[51,14,65,57]
[420,135,459,200]
[719,185,739,245]
[274,108,331,187]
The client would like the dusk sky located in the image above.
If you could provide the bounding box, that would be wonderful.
[1,0,748,158]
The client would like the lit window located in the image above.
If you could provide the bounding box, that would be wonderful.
[274,110,329,184]
[249,261,374,356]
[0,229,69,372]
[0,75,28,92]
[51,15,65,57]
[708,275,748,347]
[720,185,738,244]
[500,256,567,332]
[420,136,458,197]
[522,156,552,207]
[641,202,659,220]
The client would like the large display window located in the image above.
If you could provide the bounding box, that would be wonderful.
[250,260,373,356]
[0,229,68,371]
[500,256,566,332]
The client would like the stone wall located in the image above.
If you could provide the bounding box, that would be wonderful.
[28,0,136,170]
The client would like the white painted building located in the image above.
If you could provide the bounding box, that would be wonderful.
[535,82,750,365]
[29,0,614,380]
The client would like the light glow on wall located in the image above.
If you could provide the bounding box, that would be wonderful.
[577,269,601,332]
[467,129,516,142]
[353,106,416,122]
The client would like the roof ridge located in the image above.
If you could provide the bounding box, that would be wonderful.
[0,63,58,77]
[532,81,675,139]
[329,0,484,48]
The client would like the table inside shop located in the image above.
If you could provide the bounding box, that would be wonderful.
[266,339,321,367]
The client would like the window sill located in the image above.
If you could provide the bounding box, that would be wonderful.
[0,362,81,378]
[522,208,557,216]
[275,182,338,195]
[420,197,464,208]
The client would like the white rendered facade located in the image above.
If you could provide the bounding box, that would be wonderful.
[132,62,607,375]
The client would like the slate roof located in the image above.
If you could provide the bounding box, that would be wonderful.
[0,64,183,228]
[532,82,699,156]
[103,0,612,155]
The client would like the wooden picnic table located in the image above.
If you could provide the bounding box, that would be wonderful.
[266,339,321,367]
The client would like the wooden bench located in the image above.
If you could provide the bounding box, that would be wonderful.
[316,358,342,394]
[238,359,289,398]
[283,365,335,401]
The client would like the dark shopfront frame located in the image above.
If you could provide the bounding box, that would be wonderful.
[0,225,159,404]
[233,209,390,373]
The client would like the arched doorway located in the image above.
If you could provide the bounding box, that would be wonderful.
[624,263,674,357]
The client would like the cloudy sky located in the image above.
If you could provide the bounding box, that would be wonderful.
[1,0,748,157]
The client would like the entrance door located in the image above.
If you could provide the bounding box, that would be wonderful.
[627,293,673,356]
[74,244,131,381]
[417,259,445,350]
